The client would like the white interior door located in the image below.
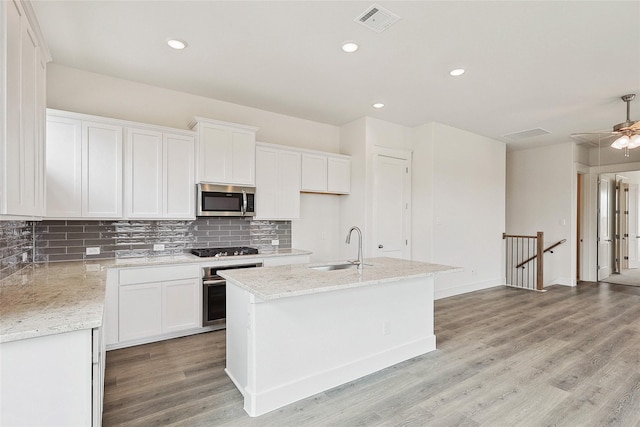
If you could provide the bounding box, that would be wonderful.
[629,184,639,268]
[598,176,612,280]
[373,152,411,259]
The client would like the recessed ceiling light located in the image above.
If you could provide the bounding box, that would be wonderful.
[167,39,187,50]
[342,42,359,53]
[373,103,385,109]
[449,68,465,77]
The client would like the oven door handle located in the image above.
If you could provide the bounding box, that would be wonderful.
[203,279,226,286]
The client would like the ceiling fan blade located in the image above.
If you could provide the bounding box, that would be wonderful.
[570,131,617,137]
[629,121,640,131]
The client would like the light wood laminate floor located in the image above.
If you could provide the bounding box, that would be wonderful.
[103,282,640,426]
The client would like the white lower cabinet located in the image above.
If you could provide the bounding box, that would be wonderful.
[116,264,200,347]
[0,326,105,426]
[119,282,163,341]
[108,257,310,350]
[162,279,201,333]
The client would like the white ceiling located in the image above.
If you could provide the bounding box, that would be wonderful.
[32,1,640,150]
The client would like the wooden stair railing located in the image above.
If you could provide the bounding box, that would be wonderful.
[503,232,544,291]
[515,239,567,269]
[503,232,566,292]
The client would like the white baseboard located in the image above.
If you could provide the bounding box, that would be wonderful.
[240,336,436,417]
[434,278,502,300]
[106,325,222,351]
[546,277,576,287]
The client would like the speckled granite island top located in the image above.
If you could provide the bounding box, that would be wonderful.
[0,262,109,343]
[219,257,462,301]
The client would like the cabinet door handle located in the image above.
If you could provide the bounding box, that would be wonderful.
[378,244,384,249]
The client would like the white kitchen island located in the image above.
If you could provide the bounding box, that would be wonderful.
[219,257,460,417]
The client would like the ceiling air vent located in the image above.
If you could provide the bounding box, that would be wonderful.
[355,4,401,33]
[502,128,551,141]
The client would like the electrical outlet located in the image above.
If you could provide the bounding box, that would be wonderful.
[86,247,100,255]
[153,244,165,251]
[271,239,280,246]
[22,252,28,262]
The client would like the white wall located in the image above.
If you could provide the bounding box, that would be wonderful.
[338,117,413,260]
[46,64,342,258]
[338,118,369,260]
[366,117,413,151]
[413,123,506,299]
[292,194,340,262]
[411,123,435,263]
[47,64,340,153]
[588,144,640,166]
[506,143,574,286]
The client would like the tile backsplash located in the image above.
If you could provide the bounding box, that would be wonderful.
[33,218,291,263]
[0,221,34,280]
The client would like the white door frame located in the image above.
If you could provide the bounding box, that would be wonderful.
[371,146,412,260]
[584,161,640,282]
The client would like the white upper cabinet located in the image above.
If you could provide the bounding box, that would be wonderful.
[300,154,327,193]
[327,157,351,194]
[125,128,163,218]
[255,143,301,220]
[46,110,195,220]
[1,0,50,217]
[46,116,82,217]
[82,122,123,218]
[301,152,351,195]
[124,127,195,219]
[163,133,195,219]
[190,117,258,186]
[46,113,123,219]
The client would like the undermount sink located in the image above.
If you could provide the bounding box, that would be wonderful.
[309,262,358,271]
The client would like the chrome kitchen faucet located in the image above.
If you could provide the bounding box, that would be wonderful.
[345,226,364,271]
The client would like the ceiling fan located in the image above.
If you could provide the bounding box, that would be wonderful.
[572,94,640,157]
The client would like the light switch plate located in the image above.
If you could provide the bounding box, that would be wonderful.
[153,244,165,251]
[271,239,280,246]
[86,247,100,255]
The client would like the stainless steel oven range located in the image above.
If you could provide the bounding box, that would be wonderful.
[192,247,262,327]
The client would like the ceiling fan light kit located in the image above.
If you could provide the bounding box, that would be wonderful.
[608,93,640,156]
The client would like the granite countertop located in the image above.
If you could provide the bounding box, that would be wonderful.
[0,249,312,344]
[219,257,462,301]
[0,261,109,344]
[108,248,311,268]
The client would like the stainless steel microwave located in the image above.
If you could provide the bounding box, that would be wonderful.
[196,183,255,217]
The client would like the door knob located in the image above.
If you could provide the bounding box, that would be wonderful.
[378,244,384,249]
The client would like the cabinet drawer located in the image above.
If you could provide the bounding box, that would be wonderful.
[119,264,200,285]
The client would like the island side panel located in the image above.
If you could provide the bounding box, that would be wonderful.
[225,282,251,396]
[242,276,435,417]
